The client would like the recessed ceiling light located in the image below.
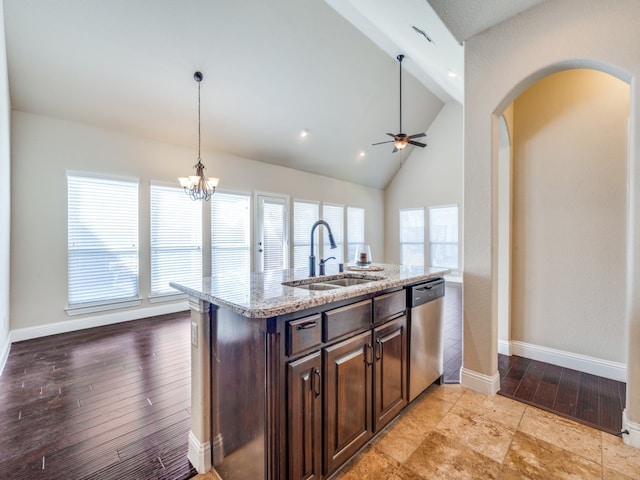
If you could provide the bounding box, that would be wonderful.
[300,128,309,137]
[447,69,458,79]
[359,151,366,158]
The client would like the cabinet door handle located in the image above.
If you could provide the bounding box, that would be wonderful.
[296,320,318,330]
[313,368,321,397]
[365,343,374,366]
[375,337,382,361]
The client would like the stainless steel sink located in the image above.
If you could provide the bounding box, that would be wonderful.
[321,278,375,287]
[294,283,342,291]
[282,274,384,290]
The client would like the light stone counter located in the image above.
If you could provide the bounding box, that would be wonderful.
[170,263,448,318]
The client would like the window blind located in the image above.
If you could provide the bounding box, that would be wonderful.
[293,200,319,271]
[150,184,202,296]
[346,206,365,264]
[67,174,139,306]
[211,192,250,276]
[322,204,344,264]
[429,205,459,269]
[263,199,287,271]
[399,208,425,266]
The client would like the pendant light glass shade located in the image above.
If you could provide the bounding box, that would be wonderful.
[179,71,219,201]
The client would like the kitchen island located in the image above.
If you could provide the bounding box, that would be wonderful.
[170,264,447,480]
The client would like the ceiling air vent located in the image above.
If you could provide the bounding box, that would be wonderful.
[412,25,434,44]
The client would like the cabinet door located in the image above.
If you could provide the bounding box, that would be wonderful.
[288,351,322,480]
[323,330,373,476]
[374,315,407,432]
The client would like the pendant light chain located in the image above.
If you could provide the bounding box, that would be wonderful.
[197,76,201,163]
[178,71,220,201]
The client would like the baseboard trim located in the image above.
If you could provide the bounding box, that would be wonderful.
[188,430,213,474]
[10,302,188,343]
[623,409,640,449]
[507,340,626,382]
[461,368,500,395]
[498,339,511,356]
[0,335,10,377]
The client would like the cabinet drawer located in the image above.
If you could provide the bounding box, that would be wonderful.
[323,300,372,343]
[373,290,406,325]
[287,314,322,357]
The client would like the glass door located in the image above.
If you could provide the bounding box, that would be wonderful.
[255,193,289,272]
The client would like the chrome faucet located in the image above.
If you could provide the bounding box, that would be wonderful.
[309,220,337,276]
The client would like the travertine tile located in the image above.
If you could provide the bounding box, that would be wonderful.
[501,431,602,480]
[374,410,430,463]
[427,383,465,404]
[603,467,639,480]
[332,446,399,480]
[436,405,516,463]
[602,432,640,477]
[518,406,602,463]
[455,388,526,429]
[405,393,454,433]
[404,430,502,479]
[392,465,426,480]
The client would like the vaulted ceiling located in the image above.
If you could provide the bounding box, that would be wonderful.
[2,0,546,189]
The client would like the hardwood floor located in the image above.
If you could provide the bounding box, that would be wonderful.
[442,281,462,383]
[498,353,626,435]
[0,312,196,480]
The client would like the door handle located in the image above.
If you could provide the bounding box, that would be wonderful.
[313,368,321,397]
[365,343,374,366]
[375,337,382,361]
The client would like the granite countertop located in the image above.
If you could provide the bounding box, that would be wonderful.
[170,264,448,318]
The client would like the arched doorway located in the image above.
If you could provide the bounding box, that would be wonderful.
[495,68,629,433]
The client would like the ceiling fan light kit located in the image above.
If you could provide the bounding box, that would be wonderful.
[372,54,427,153]
[178,71,220,201]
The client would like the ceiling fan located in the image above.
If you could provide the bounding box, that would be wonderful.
[372,54,427,153]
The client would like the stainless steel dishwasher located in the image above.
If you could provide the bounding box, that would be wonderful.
[407,277,445,401]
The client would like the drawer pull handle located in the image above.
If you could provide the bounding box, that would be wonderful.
[296,321,318,330]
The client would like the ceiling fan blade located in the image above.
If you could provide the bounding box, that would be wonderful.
[392,146,398,153]
[372,140,394,146]
[408,140,427,148]
[386,133,396,138]
[408,133,426,139]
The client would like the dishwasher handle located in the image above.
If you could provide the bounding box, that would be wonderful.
[408,278,445,307]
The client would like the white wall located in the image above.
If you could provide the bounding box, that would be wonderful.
[511,69,628,363]
[384,102,463,264]
[10,111,384,332]
[0,0,11,370]
[463,0,640,446]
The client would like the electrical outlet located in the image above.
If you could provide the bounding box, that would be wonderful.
[191,321,198,347]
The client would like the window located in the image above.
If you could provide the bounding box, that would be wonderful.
[399,208,424,266]
[346,207,365,264]
[67,174,139,310]
[293,200,319,271]
[429,205,459,270]
[322,204,344,264]
[150,184,202,297]
[212,192,251,276]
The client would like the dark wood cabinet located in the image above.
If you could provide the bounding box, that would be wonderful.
[322,330,373,476]
[287,351,322,480]
[284,289,408,480]
[373,315,407,431]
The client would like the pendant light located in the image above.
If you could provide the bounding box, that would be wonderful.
[178,71,219,201]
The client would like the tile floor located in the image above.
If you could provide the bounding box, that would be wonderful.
[193,384,640,480]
